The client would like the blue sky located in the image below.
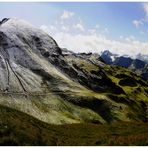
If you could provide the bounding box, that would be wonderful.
[0,2,148,56]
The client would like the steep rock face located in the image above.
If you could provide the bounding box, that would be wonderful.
[0,18,148,125]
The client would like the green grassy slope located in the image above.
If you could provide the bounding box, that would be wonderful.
[0,53,147,125]
[62,54,148,123]
[0,104,148,146]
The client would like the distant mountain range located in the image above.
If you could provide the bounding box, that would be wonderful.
[100,50,148,81]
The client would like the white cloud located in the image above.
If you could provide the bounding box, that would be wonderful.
[41,25,148,57]
[73,23,84,31]
[40,9,148,57]
[143,3,148,17]
[132,20,143,28]
[60,10,74,20]
[55,33,147,56]
[132,3,148,29]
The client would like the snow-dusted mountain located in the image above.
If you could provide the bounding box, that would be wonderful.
[100,50,148,81]
[100,50,118,64]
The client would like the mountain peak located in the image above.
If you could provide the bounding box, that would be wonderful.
[101,50,112,56]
